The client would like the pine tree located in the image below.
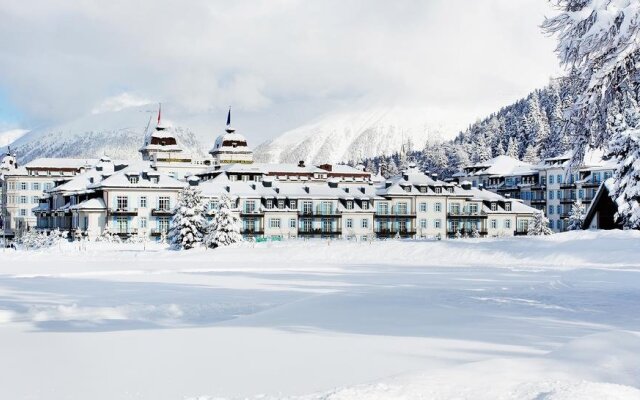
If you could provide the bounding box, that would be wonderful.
[567,199,586,230]
[474,135,491,163]
[204,194,243,248]
[528,211,553,236]
[523,144,539,164]
[506,137,520,159]
[168,186,207,250]
[605,99,640,228]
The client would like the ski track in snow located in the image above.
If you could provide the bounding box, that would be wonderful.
[0,230,639,399]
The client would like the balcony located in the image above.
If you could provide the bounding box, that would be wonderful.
[151,208,173,216]
[298,228,342,235]
[531,198,546,204]
[376,229,417,236]
[241,229,264,235]
[447,210,486,217]
[108,208,138,216]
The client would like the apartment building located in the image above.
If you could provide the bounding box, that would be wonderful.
[454,152,617,232]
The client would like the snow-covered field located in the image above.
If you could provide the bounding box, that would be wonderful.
[1,230,639,400]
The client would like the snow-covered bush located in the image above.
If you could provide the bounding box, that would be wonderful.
[204,194,243,249]
[18,230,48,249]
[470,225,480,238]
[528,212,553,236]
[567,199,586,231]
[169,186,207,250]
[96,226,121,243]
[48,228,68,246]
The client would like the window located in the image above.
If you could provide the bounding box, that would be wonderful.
[361,201,369,210]
[505,219,511,229]
[549,175,554,184]
[139,217,147,229]
[404,186,411,193]
[556,205,561,214]
[278,199,285,209]
[490,219,497,229]
[139,196,147,208]
[20,182,27,190]
[491,203,497,211]
[419,187,427,193]
[604,171,612,180]
[434,202,442,212]
[346,201,354,210]
[208,200,219,211]
[434,187,442,194]
[266,199,274,209]
[158,196,170,210]
[44,183,53,191]
[397,202,408,215]
[361,219,369,228]
[434,219,441,228]
[20,209,27,216]
[116,217,129,233]
[549,191,554,200]
[31,183,40,190]
[419,202,427,212]
[579,189,584,199]
[151,177,159,184]
[346,218,353,228]
[8,182,15,190]
[504,203,511,211]
[420,219,427,229]
[290,200,297,209]
[244,200,256,213]
[378,202,389,214]
[557,190,562,199]
[302,201,313,214]
[469,203,478,214]
[548,205,554,215]
[19,196,28,204]
[116,196,128,210]
[129,176,139,184]
[158,217,170,232]
[32,196,39,203]
[269,218,281,228]
[557,174,563,184]
[289,218,296,228]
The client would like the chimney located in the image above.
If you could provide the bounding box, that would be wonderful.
[461,181,472,190]
[318,163,333,172]
[431,173,438,180]
[298,160,305,168]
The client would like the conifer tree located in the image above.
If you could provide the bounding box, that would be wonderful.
[528,211,553,236]
[168,186,207,250]
[567,199,586,230]
[204,194,243,248]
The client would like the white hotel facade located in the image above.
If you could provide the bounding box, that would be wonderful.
[1,112,538,240]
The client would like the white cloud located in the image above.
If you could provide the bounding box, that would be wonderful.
[91,93,152,114]
[0,0,561,140]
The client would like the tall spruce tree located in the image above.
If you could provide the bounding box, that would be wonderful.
[567,199,586,230]
[528,211,553,236]
[204,194,243,248]
[168,186,207,250]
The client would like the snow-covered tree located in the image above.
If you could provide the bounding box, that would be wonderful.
[168,186,207,250]
[470,225,480,238]
[543,0,640,227]
[474,135,492,163]
[523,144,539,164]
[506,137,520,159]
[567,199,586,230]
[528,211,553,236]
[204,194,243,249]
[96,225,121,243]
[606,100,640,228]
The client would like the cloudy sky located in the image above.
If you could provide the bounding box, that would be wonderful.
[0,0,562,141]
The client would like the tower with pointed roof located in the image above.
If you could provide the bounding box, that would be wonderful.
[139,103,186,162]
[209,108,253,165]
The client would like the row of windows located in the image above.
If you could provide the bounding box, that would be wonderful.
[418,219,442,229]
[6,195,41,204]
[6,181,54,191]
[488,219,513,229]
[114,196,170,210]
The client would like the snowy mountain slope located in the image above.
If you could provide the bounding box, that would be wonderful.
[3,106,212,163]
[254,107,449,165]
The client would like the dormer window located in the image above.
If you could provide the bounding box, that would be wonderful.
[129,176,139,184]
[346,200,354,210]
[151,177,159,184]
[505,202,511,211]
[419,187,427,193]
[278,199,285,209]
[404,186,411,193]
[491,203,497,211]
[266,199,273,209]
[434,187,442,194]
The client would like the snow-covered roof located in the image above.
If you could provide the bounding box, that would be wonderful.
[24,158,98,169]
[70,198,106,210]
[90,162,187,189]
[464,156,536,177]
